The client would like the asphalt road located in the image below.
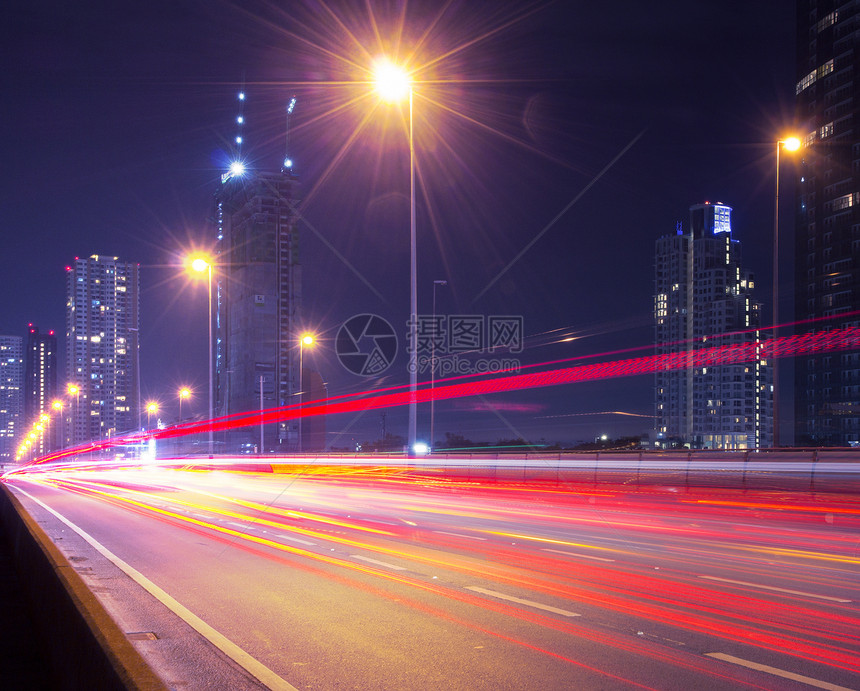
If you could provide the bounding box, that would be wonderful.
[7,462,860,690]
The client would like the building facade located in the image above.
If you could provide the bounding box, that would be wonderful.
[654,203,772,449]
[0,336,23,463]
[214,167,302,452]
[66,255,140,445]
[24,325,58,455]
[795,2,860,445]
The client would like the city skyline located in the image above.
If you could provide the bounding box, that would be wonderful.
[1,2,796,447]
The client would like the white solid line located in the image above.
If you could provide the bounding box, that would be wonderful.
[699,576,851,603]
[706,653,856,691]
[433,531,487,541]
[350,555,407,571]
[15,487,299,691]
[275,534,316,546]
[541,548,615,562]
[466,586,580,617]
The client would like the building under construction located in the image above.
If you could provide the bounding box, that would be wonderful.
[213,92,304,452]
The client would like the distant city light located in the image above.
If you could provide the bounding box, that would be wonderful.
[237,116,244,124]
[235,136,243,145]
[238,92,245,101]
[284,158,293,169]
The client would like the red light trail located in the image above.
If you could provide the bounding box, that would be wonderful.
[14,326,860,469]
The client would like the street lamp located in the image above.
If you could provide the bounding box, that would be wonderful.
[146,401,159,429]
[67,383,80,446]
[299,333,316,452]
[189,255,214,456]
[51,399,63,453]
[178,387,191,422]
[773,136,801,448]
[374,58,418,455]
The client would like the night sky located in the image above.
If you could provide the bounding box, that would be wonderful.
[2,1,795,448]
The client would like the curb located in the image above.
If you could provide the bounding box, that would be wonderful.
[0,483,167,690]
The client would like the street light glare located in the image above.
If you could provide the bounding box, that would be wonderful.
[146,402,158,414]
[301,334,316,346]
[190,256,210,273]
[783,136,802,151]
[179,387,191,399]
[374,60,411,102]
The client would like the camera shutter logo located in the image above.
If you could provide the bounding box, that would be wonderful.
[336,314,398,376]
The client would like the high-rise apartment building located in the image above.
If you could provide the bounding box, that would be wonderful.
[795,2,860,445]
[654,203,772,449]
[214,166,302,452]
[0,336,23,462]
[66,255,140,445]
[24,325,58,455]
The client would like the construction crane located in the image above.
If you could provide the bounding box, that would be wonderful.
[283,96,297,172]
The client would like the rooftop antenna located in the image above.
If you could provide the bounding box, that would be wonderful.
[283,95,297,172]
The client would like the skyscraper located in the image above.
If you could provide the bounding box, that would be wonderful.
[214,166,302,452]
[795,2,860,445]
[24,325,58,455]
[654,203,772,449]
[66,255,140,445]
[0,336,23,463]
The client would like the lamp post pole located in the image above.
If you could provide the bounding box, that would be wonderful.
[408,87,418,455]
[206,262,213,456]
[773,137,800,449]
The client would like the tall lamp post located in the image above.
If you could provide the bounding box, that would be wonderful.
[430,280,447,451]
[298,333,316,452]
[67,383,80,446]
[773,136,801,448]
[190,256,214,456]
[374,59,418,455]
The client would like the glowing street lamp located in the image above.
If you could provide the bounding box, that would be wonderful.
[773,136,802,448]
[146,401,159,429]
[189,254,214,455]
[67,383,80,446]
[298,333,316,452]
[178,387,191,422]
[373,58,418,455]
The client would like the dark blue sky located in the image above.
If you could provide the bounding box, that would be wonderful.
[1,1,795,446]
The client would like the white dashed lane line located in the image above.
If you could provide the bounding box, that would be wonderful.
[466,586,580,617]
[433,531,487,541]
[350,555,408,570]
[541,548,615,562]
[699,576,852,603]
[706,653,856,691]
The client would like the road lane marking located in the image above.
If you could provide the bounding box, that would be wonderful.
[275,534,316,546]
[541,548,615,562]
[350,555,407,570]
[433,531,487,541]
[16,488,299,691]
[699,576,851,603]
[466,586,580,617]
[706,653,855,691]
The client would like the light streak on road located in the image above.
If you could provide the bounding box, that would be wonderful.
[6,463,860,688]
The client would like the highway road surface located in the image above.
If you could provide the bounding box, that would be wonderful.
[7,460,860,690]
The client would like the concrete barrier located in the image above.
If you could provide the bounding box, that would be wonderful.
[0,484,166,690]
